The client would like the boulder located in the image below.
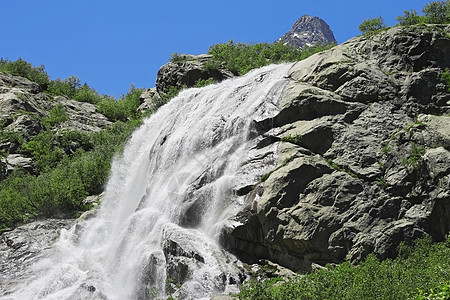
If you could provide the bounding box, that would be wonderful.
[2,154,34,174]
[138,87,162,112]
[155,54,234,94]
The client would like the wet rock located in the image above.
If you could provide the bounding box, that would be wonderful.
[159,224,244,299]
[0,219,73,295]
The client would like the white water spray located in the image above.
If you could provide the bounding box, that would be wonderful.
[2,63,291,300]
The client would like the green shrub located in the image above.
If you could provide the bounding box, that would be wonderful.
[0,170,35,230]
[194,77,216,88]
[72,84,104,104]
[417,283,450,300]
[97,85,143,121]
[442,68,450,91]
[153,86,182,110]
[422,1,450,24]
[169,52,192,63]
[47,76,109,105]
[21,131,65,172]
[0,58,50,88]
[396,9,425,26]
[358,16,387,34]
[238,236,450,300]
[47,76,81,98]
[280,134,302,145]
[206,41,335,76]
[396,1,450,26]
[401,143,425,170]
[42,103,69,128]
[0,130,26,146]
[57,129,93,152]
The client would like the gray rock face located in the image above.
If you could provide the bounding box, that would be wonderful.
[55,97,110,132]
[222,24,450,271]
[276,15,337,48]
[155,54,235,94]
[138,87,162,112]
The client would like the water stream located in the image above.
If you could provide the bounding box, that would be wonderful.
[1,63,292,300]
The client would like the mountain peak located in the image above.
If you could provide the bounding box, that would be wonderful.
[276,14,337,48]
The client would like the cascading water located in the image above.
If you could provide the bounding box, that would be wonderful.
[1,63,292,300]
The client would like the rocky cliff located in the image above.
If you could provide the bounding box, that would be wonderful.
[276,15,337,48]
[0,23,449,295]
[222,24,450,271]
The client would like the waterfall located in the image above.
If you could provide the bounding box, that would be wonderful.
[1,63,292,300]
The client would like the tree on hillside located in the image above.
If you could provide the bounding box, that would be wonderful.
[422,0,450,23]
[358,16,387,34]
[397,0,450,25]
[396,9,423,26]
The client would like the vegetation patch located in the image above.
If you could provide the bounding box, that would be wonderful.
[442,68,450,92]
[194,77,215,88]
[42,103,69,128]
[238,236,450,300]
[0,58,49,88]
[97,85,143,122]
[396,1,450,26]
[402,142,426,170]
[326,158,357,178]
[205,41,335,76]
[0,119,143,231]
[280,134,302,145]
[358,16,388,35]
[360,1,450,37]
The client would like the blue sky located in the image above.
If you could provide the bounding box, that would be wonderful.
[2,0,429,98]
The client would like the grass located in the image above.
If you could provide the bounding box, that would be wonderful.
[401,143,425,170]
[238,235,450,300]
[326,158,358,178]
[280,134,302,145]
